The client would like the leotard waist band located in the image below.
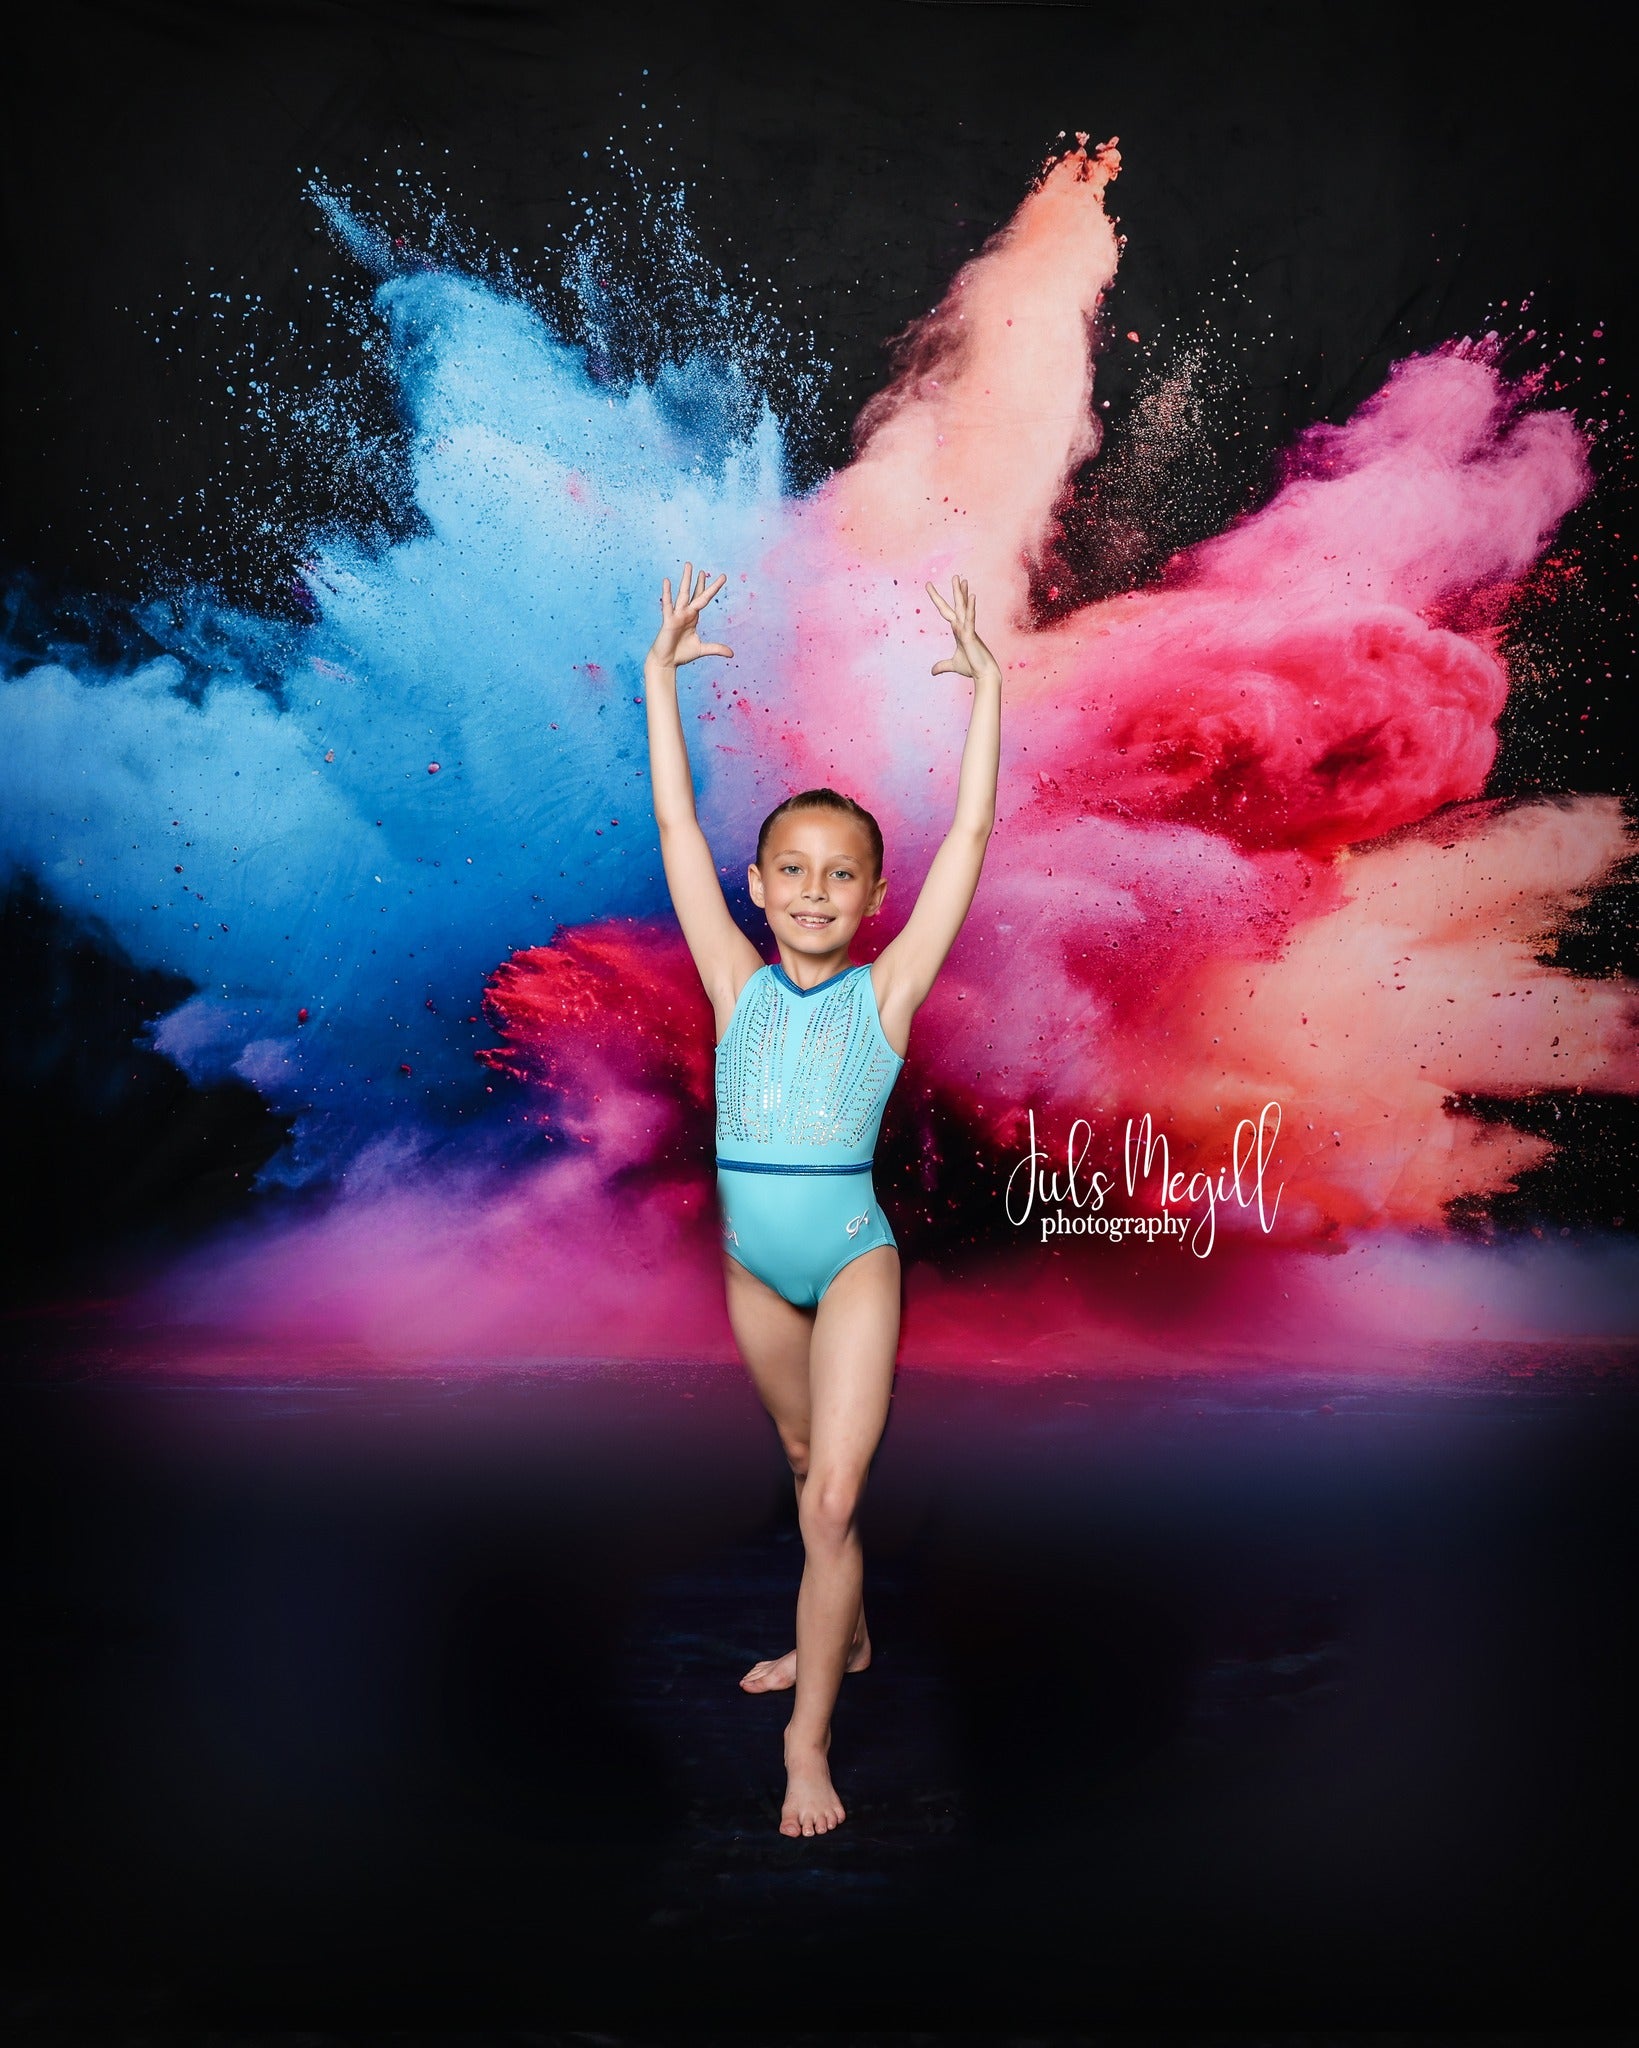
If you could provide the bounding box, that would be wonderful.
[716,1157,874,1176]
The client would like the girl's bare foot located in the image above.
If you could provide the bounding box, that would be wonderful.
[741,1625,871,1693]
[780,1731,845,1837]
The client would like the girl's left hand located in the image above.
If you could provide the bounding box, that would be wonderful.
[925,575,1002,686]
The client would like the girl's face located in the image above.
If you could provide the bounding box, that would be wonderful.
[748,810,887,959]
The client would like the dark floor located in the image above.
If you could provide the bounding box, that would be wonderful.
[3,1338,1637,2031]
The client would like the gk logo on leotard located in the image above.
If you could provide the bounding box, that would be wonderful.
[722,1219,739,1246]
[845,1207,870,1238]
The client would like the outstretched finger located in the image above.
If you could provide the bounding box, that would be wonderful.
[924,580,956,623]
[696,571,727,609]
[679,561,694,613]
[661,576,674,612]
[698,641,734,659]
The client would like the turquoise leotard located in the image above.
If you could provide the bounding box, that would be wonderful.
[714,960,904,1308]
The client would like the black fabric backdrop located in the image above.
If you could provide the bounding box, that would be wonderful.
[2,6,1637,2035]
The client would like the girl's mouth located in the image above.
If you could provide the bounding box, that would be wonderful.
[790,913,833,929]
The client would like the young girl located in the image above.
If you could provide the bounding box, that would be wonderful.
[642,561,1002,1838]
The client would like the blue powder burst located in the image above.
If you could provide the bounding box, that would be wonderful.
[1,193,798,1182]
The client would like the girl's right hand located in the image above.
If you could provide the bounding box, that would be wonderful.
[648,562,734,666]
[925,575,1001,688]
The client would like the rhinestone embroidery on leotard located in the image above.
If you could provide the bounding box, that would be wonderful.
[715,968,789,1147]
[784,972,899,1151]
[715,965,899,1158]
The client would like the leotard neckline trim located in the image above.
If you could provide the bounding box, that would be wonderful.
[769,960,869,999]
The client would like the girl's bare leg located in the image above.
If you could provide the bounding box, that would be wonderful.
[781,1244,900,1837]
[723,1257,870,1693]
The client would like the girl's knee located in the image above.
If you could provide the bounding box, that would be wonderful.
[799,1471,862,1546]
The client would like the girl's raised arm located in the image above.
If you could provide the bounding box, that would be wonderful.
[643,563,765,1024]
[873,576,1002,1052]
